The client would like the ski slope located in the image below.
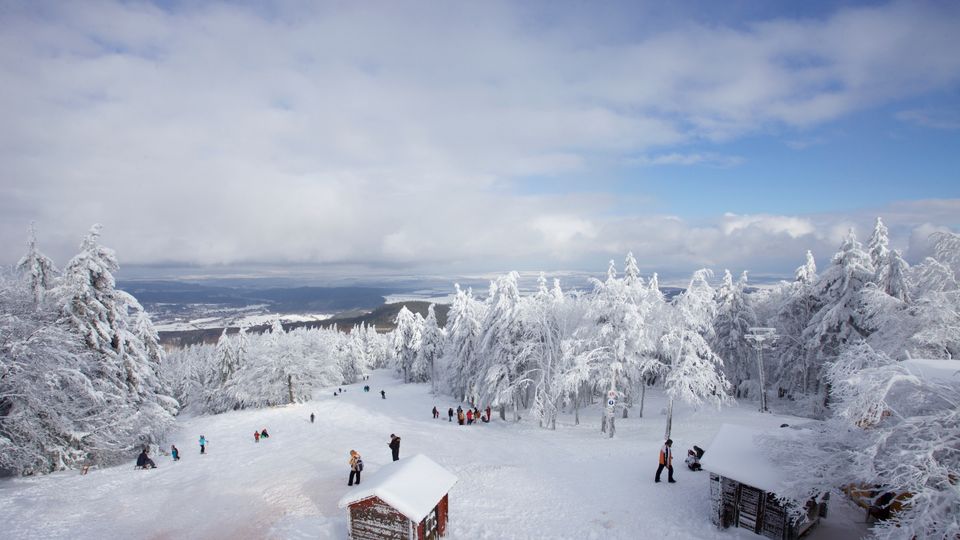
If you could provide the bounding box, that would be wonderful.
[0,371,869,539]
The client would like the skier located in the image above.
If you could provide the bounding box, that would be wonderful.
[348,450,363,486]
[310,413,315,424]
[136,447,156,469]
[685,449,702,471]
[432,406,439,419]
[388,434,401,461]
[171,445,180,461]
[447,407,454,422]
[380,390,386,399]
[199,435,207,454]
[260,428,270,439]
[655,439,675,483]
[254,431,260,443]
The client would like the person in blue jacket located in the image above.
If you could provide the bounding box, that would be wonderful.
[171,445,180,461]
[199,435,208,454]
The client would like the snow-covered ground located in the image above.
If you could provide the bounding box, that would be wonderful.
[0,371,870,539]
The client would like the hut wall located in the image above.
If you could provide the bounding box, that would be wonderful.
[349,497,411,540]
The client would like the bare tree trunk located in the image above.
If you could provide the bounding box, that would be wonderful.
[664,397,674,440]
[574,394,580,425]
[499,404,506,421]
[287,374,294,404]
[638,383,646,418]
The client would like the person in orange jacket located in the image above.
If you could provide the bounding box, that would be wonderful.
[655,438,675,483]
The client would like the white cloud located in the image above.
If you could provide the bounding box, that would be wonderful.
[721,214,816,238]
[0,2,958,276]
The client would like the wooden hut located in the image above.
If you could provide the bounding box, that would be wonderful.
[701,424,827,540]
[338,454,458,540]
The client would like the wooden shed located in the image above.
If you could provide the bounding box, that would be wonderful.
[338,454,458,540]
[701,424,827,540]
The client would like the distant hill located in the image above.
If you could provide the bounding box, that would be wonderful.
[158,301,450,348]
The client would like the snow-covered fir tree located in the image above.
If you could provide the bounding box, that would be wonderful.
[415,304,445,392]
[712,270,757,398]
[393,306,423,383]
[15,222,56,308]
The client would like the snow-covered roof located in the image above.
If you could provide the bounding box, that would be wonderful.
[700,424,801,494]
[899,359,960,383]
[337,454,458,523]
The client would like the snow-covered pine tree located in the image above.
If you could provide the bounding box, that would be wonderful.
[878,249,911,303]
[0,274,106,474]
[867,217,890,280]
[770,250,819,397]
[580,259,659,436]
[802,229,875,414]
[15,222,57,308]
[660,269,730,438]
[393,306,422,383]
[56,226,177,449]
[518,273,566,430]
[623,252,643,287]
[712,270,757,398]
[415,304,445,392]
[215,328,236,385]
[444,284,486,402]
[478,272,527,421]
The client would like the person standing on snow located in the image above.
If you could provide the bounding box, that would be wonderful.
[447,407,454,422]
[380,390,386,399]
[348,450,363,486]
[254,431,260,443]
[432,406,439,419]
[171,445,180,461]
[310,413,315,424]
[199,435,208,454]
[388,434,401,461]
[457,409,465,425]
[466,409,473,425]
[655,439,675,483]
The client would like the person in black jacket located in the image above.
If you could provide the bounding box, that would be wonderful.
[447,407,454,422]
[136,448,156,469]
[388,434,401,461]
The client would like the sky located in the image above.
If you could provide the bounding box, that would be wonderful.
[1,0,959,281]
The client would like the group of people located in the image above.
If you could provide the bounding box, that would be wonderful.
[253,428,270,442]
[434,405,492,425]
[135,443,181,469]
[654,439,705,483]
[346,432,401,486]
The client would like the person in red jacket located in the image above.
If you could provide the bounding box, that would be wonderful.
[655,439,675,483]
[466,409,474,425]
